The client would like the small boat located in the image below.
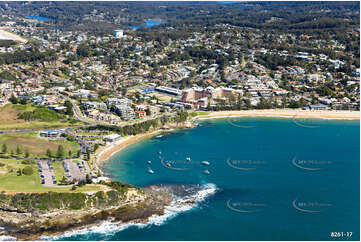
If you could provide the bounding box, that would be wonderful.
[147,160,152,164]
[166,162,171,168]
[148,168,154,174]
[158,151,162,154]
[201,161,210,166]
[186,157,191,162]
[204,169,210,175]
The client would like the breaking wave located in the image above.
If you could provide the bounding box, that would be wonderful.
[43,183,217,240]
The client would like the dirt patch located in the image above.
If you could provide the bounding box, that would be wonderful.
[0,106,22,124]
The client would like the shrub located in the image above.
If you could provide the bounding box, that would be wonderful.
[22,159,36,165]
[18,107,64,122]
[22,166,33,175]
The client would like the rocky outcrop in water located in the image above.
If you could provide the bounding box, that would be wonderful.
[0,184,173,240]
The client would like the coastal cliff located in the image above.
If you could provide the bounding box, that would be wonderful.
[0,182,173,240]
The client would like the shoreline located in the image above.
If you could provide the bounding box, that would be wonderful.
[193,109,360,121]
[94,129,169,168]
[94,109,359,171]
[0,28,27,43]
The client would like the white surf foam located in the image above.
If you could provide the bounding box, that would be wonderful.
[42,183,217,240]
[0,235,17,241]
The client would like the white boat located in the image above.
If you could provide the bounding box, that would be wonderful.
[201,161,210,166]
[204,169,210,175]
[148,168,154,174]
[147,160,152,164]
[158,151,162,154]
[166,162,171,167]
[186,157,191,162]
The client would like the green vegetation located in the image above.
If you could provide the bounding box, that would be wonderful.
[88,111,189,136]
[0,132,79,157]
[0,104,85,130]
[0,39,17,48]
[18,107,65,122]
[0,70,17,81]
[22,166,33,175]
[0,48,56,65]
[104,181,134,195]
[189,111,210,118]
[0,185,129,211]
[0,158,106,193]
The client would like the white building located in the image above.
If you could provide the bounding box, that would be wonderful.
[114,29,124,38]
[105,134,122,142]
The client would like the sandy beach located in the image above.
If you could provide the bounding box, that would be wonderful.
[95,130,163,166]
[0,28,27,43]
[94,109,359,169]
[193,109,360,120]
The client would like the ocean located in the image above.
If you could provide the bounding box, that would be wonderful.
[54,117,360,241]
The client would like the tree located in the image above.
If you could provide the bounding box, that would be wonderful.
[46,148,52,158]
[19,98,27,105]
[57,145,65,158]
[16,145,21,155]
[9,93,19,104]
[145,107,151,116]
[86,174,92,184]
[25,149,29,158]
[64,100,74,117]
[86,147,90,161]
[68,150,72,157]
[60,176,67,184]
[1,144,7,153]
[22,166,33,175]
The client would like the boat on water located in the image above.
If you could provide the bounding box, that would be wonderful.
[204,169,210,175]
[186,157,191,162]
[166,162,171,167]
[147,160,152,164]
[158,151,162,154]
[201,161,210,166]
[148,167,154,174]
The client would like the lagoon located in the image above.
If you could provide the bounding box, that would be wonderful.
[131,19,162,30]
[26,16,51,21]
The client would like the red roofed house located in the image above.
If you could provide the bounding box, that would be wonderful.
[135,110,146,118]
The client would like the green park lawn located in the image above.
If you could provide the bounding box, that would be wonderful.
[0,132,80,157]
[0,158,105,193]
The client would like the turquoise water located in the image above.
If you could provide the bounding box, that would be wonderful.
[131,20,162,29]
[26,16,51,21]
[58,117,360,241]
